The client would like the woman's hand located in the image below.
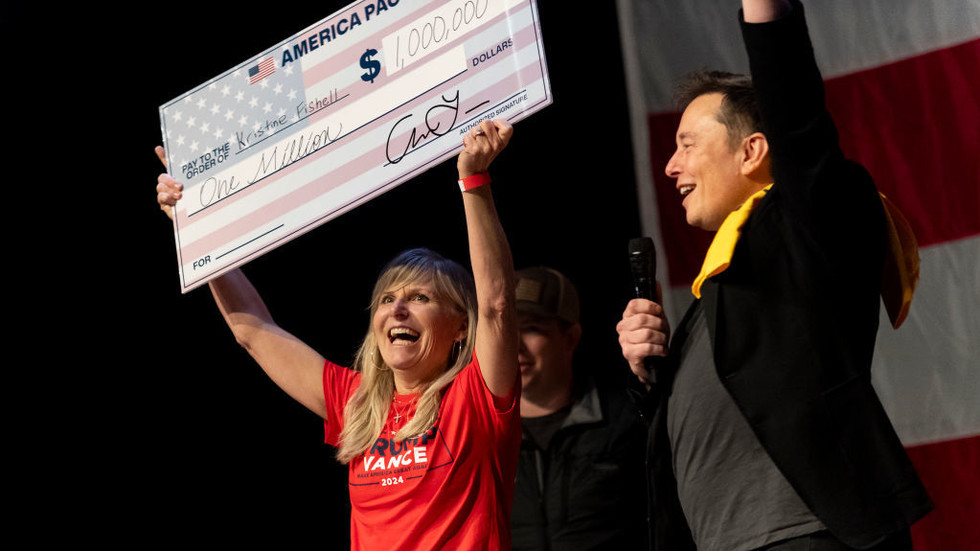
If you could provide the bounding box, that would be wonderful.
[458,119,513,178]
[154,146,182,221]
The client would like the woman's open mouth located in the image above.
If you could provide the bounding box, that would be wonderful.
[389,327,420,344]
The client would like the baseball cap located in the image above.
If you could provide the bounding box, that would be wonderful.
[514,266,580,325]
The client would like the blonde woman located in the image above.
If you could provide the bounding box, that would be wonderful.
[155,119,520,550]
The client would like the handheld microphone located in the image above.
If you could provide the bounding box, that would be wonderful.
[628,237,661,384]
[628,237,656,301]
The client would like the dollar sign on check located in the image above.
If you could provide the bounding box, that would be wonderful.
[360,48,381,83]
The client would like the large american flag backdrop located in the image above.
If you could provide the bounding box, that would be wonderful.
[615,1,980,548]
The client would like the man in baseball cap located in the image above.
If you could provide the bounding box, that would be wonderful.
[511,266,647,550]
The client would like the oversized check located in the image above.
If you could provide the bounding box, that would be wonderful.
[159,0,551,293]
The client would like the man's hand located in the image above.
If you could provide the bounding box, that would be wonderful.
[616,298,670,385]
[742,0,792,23]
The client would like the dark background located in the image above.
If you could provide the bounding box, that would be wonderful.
[12,1,644,544]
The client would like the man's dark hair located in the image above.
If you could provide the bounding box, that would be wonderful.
[674,70,763,150]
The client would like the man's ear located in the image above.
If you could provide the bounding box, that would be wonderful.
[564,323,583,354]
[739,132,770,178]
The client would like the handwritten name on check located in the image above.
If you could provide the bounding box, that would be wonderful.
[160,0,552,292]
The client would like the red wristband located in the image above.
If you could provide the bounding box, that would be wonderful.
[458,172,491,192]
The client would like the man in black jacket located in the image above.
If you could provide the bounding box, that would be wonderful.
[511,266,647,551]
[616,1,932,549]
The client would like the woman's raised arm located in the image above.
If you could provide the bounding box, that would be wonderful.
[155,147,327,418]
[455,120,518,398]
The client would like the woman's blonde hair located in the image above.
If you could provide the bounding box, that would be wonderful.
[335,248,477,464]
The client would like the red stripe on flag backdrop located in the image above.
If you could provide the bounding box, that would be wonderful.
[826,38,980,248]
[906,435,980,549]
[648,39,980,288]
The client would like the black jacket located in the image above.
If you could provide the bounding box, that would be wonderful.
[512,381,648,551]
